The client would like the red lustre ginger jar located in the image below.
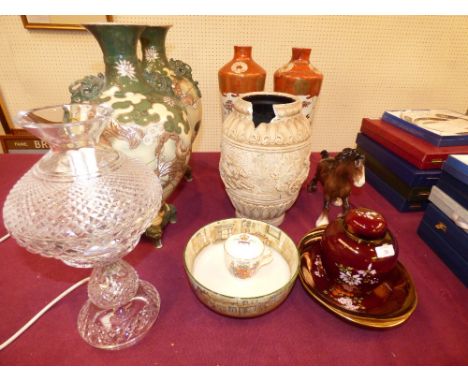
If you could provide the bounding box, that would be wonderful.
[320,208,399,293]
[218,46,266,121]
[274,48,323,121]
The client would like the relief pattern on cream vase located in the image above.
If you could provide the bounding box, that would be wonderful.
[271,155,310,195]
[220,143,310,217]
[219,151,254,192]
[221,92,241,120]
[220,94,311,226]
[223,117,311,147]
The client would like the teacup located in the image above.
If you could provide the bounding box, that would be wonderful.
[224,233,273,279]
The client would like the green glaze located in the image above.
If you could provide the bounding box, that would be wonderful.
[69,23,195,248]
[139,25,203,147]
[69,73,106,103]
[70,24,188,130]
[69,24,191,191]
[140,27,176,97]
[86,24,152,94]
[168,59,201,98]
[141,26,201,99]
[140,26,170,68]
[112,100,133,109]
[144,72,175,96]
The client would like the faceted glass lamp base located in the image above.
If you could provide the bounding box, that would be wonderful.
[77,280,160,350]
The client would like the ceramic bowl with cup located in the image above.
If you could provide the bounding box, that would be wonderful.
[184,218,299,318]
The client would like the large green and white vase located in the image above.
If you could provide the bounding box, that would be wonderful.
[140,25,202,144]
[69,24,192,246]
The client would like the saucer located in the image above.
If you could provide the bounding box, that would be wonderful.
[298,227,417,328]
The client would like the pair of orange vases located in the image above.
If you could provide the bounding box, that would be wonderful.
[218,46,323,121]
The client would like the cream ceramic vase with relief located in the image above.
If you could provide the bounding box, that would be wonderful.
[220,92,312,226]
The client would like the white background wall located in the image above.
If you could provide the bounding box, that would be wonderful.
[1,15,467,152]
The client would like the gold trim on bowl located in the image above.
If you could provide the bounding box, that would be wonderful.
[183,218,299,318]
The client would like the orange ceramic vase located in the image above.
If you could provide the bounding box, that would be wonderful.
[274,48,323,121]
[218,46,266,121]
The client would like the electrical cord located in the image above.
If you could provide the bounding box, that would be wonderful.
[0,276,90,351]
[0,230,90,351]
[0,233,10,243]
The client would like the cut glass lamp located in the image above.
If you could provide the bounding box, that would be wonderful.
[2,104,162,350]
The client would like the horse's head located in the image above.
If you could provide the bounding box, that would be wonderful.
[335,148,365,188]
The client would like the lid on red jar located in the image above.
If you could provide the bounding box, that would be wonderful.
[344,208,387,240]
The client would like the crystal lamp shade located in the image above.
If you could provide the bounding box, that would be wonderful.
[2,104,163,350]
[3,104,162,268]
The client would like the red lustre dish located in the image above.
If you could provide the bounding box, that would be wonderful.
[321,208,399,293]
[297,225,417,327]
[299,234,416,320]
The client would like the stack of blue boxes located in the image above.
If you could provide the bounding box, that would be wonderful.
[417,155,468,286]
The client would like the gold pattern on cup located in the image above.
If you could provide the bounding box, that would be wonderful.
[224,233,273,279]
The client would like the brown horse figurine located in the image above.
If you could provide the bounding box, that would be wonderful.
[308,148,365,226]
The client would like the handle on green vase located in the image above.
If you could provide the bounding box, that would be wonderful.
[143,70,176,97]
[69,73,106,103]
[168,59,201,98]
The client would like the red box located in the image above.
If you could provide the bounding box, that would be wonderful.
[360,118,468,169]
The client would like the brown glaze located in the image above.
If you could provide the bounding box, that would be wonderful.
[321,208,399,293]
[274,48,323,97]
[308,148,365,226]
[218,46,266,94]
